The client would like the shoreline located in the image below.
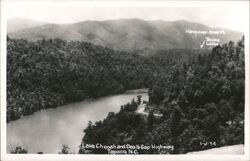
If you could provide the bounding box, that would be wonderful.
[124,88,149,94]
[7,88,149,123]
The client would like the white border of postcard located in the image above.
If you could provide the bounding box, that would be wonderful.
[1,0,249,161]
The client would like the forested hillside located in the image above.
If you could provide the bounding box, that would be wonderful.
[7,37,205,122]
[79,37,245,154]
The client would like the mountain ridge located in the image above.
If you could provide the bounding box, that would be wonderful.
[8,18,243,50]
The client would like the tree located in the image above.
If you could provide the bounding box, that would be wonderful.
[59,144,74,154]
[147,110,155,128]
[137,95,142,104]
[10,146,28,154]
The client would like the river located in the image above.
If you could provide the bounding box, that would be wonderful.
[7,89,148,154]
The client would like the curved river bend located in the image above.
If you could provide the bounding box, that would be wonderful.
[7,90,148,153]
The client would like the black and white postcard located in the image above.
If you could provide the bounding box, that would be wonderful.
[0,0,249,161]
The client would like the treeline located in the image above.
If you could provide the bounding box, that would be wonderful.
[7,37,204,122]
[79,37,245,154]
[9,144,74,154]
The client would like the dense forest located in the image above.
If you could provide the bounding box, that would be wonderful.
[7,36,204,122]
[79,37,245,154]
[7,35,244,154]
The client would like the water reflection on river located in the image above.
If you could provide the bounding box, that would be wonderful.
[7,90,148,153]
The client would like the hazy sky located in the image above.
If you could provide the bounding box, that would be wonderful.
[5,1,249,32]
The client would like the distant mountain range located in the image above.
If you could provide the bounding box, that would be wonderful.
[7,18,46,33]
[8,18,243,51]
